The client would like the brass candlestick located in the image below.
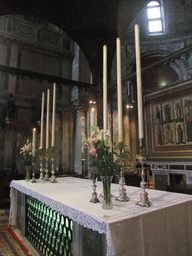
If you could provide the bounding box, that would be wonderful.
[50,147,57,183]
[136,139,151,207]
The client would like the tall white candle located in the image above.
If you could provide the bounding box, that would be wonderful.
[82,117,84,153]
[40,92,44,149]
[51,83,56,147]
[116,37,123,142]
[103,45,107,136]
[46,89,50,150]
[135,24,144,139]
[90,107,95,131]
[127,81,130,96]
[32,128,36,157]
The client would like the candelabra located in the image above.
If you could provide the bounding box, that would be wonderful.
[90,168,99,203]
[31,158,36,183]
[44,150,50,181]
[136,139,151,207]
[50,147,57,183]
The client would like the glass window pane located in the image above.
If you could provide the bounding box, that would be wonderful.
[148,7,161,19]
[149,20,162,32]
[147,1,159,7]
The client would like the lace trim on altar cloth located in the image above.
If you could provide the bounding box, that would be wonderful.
[9,182,115,256]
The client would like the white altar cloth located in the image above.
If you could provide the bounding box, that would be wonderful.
[10,177,192,256]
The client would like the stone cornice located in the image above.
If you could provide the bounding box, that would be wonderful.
[0,33,74,60]
[0,64,94,89]
[122,32,192,47]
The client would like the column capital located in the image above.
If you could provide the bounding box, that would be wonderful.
[73,99,88,112]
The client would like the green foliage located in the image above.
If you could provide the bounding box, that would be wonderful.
[20,139,40,166]
[82,126,130,176]
[20,140,32,166]
[113,141,131,163]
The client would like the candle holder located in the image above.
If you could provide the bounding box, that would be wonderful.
[39,149,44,180]
[31,159,36,183]
[50,147,57,183]
[136,139,151,207]
[90,168,99,203]
[44,150,50,181]
[115,142,129,202]
[81,154,86,178]
[115,168,129,202]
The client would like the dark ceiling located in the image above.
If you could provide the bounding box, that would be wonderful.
[0,0,149,85]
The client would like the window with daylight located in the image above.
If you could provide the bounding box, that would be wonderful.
[147,1,164,34]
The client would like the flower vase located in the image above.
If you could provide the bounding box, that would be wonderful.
[25,166,31,181]
[101,176,113,209]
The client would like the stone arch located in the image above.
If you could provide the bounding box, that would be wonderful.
[170,59,189,82]
[129,51,181,93]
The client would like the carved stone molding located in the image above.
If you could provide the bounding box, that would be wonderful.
[0,15,75,59]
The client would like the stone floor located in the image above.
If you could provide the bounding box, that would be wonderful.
[0,208,9,226]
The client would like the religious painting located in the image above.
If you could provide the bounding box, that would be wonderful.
[153,100,189,146]
[144,81,192,159]
[163,122,175,145]
[175,122,185,144]
[155,125,163,146]
[154,104,162,126]
[183,96,192,143]
[173,99,183,122]
[162,101,174,124]
[153,104,163,146]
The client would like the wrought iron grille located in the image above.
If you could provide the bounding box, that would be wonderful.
[26,195,73,256]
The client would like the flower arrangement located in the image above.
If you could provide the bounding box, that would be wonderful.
[20,139,33,166]
[82,124,130,176]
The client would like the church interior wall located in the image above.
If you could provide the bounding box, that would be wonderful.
[108,0,192,187]
[0,15,80,182]
[0,40,7,66]
[1,2,192,255]
[1,0,192,193]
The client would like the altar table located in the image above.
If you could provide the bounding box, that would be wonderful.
[9,177,192,256]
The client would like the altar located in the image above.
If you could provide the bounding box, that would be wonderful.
[9,177,192,256]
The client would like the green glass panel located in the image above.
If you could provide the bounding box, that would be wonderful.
[26,195,73,255]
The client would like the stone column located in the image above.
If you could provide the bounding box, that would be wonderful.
[74,109,86,175]
[3,41,18,176]
[4,119,16,176]
[9,43,19,94]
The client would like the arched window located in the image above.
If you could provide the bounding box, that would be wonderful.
[147,1,164,34]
